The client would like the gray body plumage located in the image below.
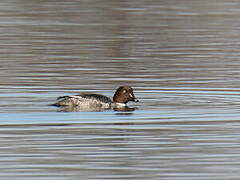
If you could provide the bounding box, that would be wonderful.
[54,93,113,108]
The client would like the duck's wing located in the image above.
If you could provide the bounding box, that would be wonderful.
[53,94,112,107]
[80,94,112,103]
[53,95,84,106]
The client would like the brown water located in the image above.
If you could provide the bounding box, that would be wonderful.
[1,0,240,179]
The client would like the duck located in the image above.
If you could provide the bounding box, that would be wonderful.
[53,86,138,110]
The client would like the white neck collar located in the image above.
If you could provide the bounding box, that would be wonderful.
[114,103,126,107]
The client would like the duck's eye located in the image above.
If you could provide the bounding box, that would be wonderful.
[123,90,127,93]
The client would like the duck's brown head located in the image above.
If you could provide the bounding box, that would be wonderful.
[113,86,138,104]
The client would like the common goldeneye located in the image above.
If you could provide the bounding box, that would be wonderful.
[53,86,138,111]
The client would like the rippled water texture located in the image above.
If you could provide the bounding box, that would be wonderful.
[1,0,240,179]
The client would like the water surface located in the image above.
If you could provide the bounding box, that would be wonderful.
[1,0,240,179]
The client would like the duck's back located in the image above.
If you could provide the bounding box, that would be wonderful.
[54,93,112,108]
